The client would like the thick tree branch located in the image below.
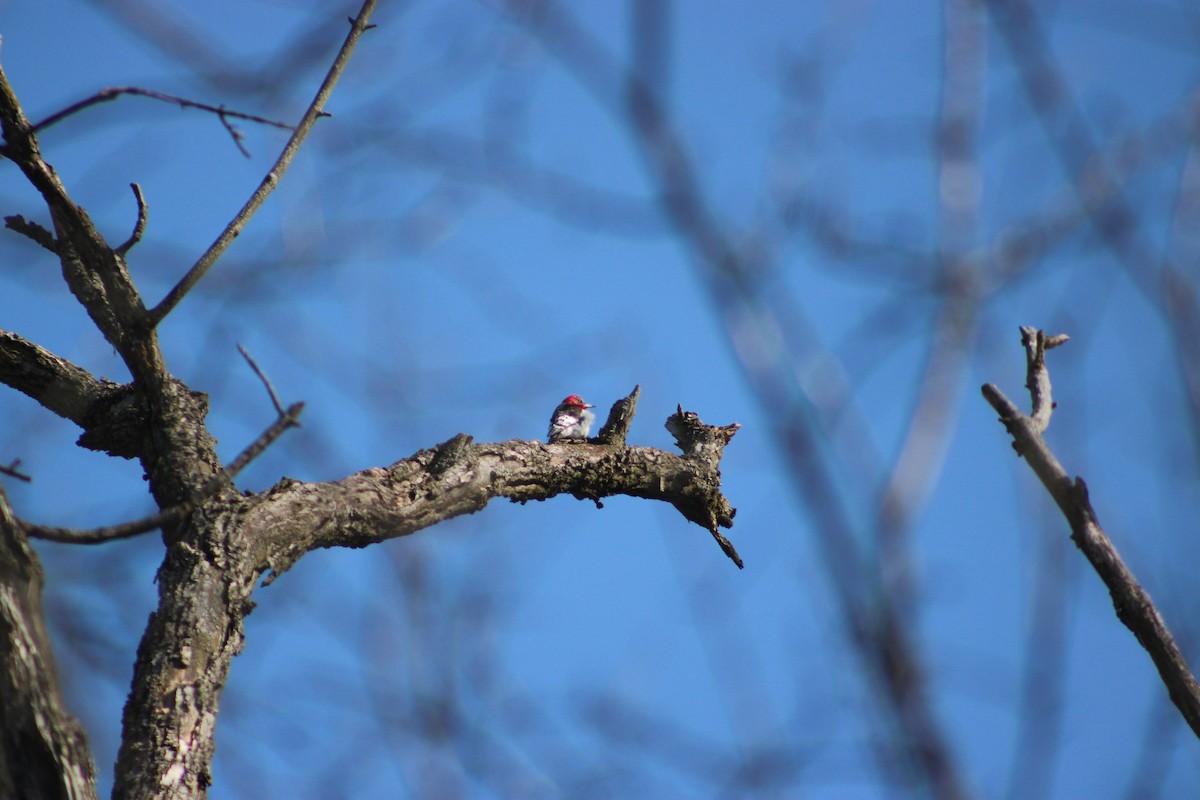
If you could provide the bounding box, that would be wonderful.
[252,402,741,581]
[0,328,151,460]
[983,326,1200,741]
[0,63,160,382]
[0,328,112,425]
[0,486,98,800]
[111,391,735,798]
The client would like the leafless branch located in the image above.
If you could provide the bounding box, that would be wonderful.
[237,343,287,417]
[0,328,112,425]
[982,327,1200,740]
[0,459,31,482]
[3,214,57,253]
[0,64,161,381]
[254,404,740,582]
[146,1,379,328]
[225,402,304,479]
[29,86,294,151]
[114,183,148,256]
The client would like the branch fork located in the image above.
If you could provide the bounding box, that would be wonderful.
[983,326,1200,740]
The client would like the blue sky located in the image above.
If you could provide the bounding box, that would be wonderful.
[3,1,1200,797]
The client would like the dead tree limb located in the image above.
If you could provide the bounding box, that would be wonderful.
[983,326,1200,740]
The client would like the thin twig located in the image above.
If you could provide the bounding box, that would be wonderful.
[216,106,251,157]
[115,183,148,256]
[30,86,294,145]
[0,459,31,482]
[225,402,304,477]
[983,327,1200,741]
[146,0,379,329]
[709,528,743,569]
[237,343,286,416]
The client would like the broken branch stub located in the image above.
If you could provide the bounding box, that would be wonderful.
[595,385,640,445]
[665,404,740,469]
[665,404,743,568]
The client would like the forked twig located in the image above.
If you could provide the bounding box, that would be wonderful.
[30,86,294,155]
[983,327,1200,741]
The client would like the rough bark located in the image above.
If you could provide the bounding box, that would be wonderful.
[110,396,740,799]
[0,488,98,800]
[0,7,742,797]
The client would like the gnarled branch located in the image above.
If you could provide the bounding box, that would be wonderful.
[252,394,742,579]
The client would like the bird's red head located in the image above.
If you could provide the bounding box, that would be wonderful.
[562,394,593,409]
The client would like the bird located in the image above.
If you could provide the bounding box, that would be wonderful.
[547,395,595,442]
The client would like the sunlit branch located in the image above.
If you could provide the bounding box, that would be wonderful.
[146,0,380,328]
[983,327,1200,741]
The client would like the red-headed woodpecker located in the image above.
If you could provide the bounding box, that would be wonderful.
[547,395,595,442]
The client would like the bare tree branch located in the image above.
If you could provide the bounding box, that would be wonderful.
[114,182,148,256]
[982,327,1200,741]
[236,344,287,417]
[255,401,740,582]
[0,460,30,482]
[0,328,113,425]
[0,64,161,382]
[146,1,379,328]
[29,86,294,151]
[2,213,56,252]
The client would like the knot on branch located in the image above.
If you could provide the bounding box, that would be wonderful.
[76,383,147,460]
[427,433,476,477]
